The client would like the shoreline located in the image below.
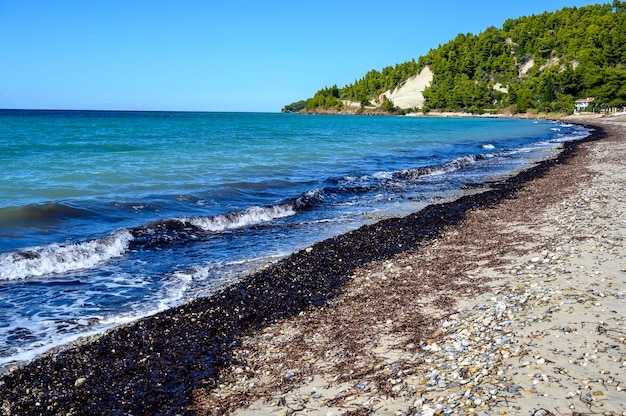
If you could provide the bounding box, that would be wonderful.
[195,118,625,415]
[0,121,619,415]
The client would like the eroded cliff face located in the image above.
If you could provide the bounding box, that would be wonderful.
[379,66,433,109]
[337,66,434,112]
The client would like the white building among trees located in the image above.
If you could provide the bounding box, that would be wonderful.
[574,97,594,112]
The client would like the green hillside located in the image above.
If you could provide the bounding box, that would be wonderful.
[284,1,626,114]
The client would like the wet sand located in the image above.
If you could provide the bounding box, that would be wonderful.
[1,118,623,415]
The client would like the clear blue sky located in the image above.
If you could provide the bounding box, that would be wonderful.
[0,1,599,112]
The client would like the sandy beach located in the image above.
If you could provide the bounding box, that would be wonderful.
[192,117,626,415]
[1,117,624,415]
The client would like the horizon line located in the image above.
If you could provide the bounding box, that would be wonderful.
[0,108,283,114]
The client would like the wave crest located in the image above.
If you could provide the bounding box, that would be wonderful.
[0,230,134,281]
[394,153,489,181]
[184,204,296,232]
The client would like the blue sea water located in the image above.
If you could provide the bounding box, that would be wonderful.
[0,110,588,366]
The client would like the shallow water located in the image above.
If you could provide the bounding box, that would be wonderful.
[0,110,588,365]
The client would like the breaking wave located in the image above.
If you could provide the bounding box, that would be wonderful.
[393,153,491,181]
[184,204,296,232]
[0,147,536,282]
[0,204,299,281]
[0,230,134,281]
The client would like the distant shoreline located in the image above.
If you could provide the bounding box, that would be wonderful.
[294,108,622,121]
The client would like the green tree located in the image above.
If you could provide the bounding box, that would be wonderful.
[516,88,533,112]
[281,100,306,113]
[289,2,626,114]
[542,76,556,108]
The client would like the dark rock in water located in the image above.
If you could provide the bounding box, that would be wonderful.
[0,127,606,415]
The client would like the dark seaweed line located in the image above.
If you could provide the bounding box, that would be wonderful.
[0,125,604,416]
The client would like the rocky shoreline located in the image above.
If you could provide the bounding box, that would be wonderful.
[1,120,621,415]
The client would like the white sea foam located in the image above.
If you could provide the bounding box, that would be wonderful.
[482,144,496,149]
[427,154,482,176]
[0,264,206,367]
[186,204,296,232]
[0,230,134,281]
[0,306,154,368]
[372,171,394,180]
[0,326,108,368]
[157,270,196,311]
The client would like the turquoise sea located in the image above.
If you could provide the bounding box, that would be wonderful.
[0,110,589,366]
